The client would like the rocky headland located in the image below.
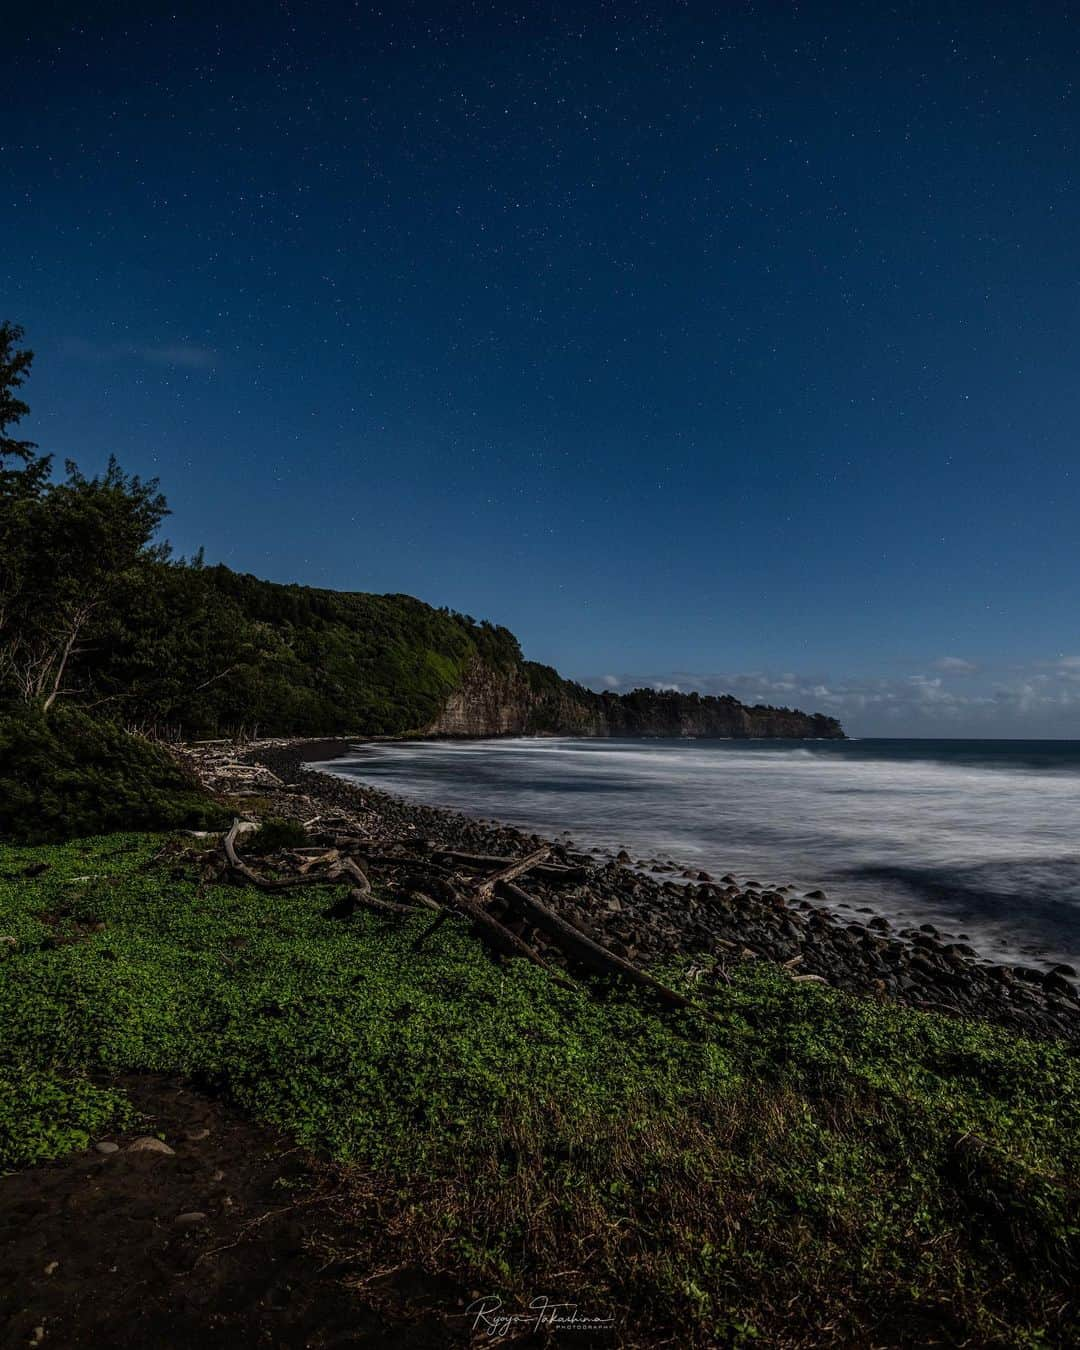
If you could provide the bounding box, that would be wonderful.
[428,659,844,739]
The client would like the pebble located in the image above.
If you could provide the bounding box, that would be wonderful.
[174,1211,208,1227]
[186,1127,210,1141]
[94,1141,119,1155]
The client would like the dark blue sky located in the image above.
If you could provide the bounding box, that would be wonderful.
[4,2,1079,734]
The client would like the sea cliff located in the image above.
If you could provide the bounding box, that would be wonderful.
[426,659,844,740]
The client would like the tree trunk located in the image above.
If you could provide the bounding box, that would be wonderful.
[41,605,92,713]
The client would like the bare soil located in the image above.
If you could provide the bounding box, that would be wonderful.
[0,1076,458,1349]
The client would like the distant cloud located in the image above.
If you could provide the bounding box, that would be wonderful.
[63,337,216,369]
[1047,655,1080,678]
[584,661,1080,736]
[934,656,978,674]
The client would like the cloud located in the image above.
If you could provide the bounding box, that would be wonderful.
[584,661,1080,736]
[1046,655,1080,680]
[63,337,216,369]
[933,656,978,674]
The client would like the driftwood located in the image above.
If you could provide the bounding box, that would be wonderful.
[456,890,576,990]
[434,849,587,883]
[474,846,550,901]
[323,891,420,920]
[498,881,696,1010]
[339,856,372,894]
[412,910,450,951]
[218,818,696,1012]
[223,821,341,891]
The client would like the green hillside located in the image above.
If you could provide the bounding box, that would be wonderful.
[81,561,528,737]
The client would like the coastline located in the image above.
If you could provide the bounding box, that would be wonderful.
[5,737,1079,1347]
[181,737,1080,1044]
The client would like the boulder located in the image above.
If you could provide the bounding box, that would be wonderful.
[126,1136,175,1155]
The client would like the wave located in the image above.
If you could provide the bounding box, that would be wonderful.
[319,737,1080,966]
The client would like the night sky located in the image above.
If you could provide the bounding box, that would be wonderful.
[5,2,1079,735]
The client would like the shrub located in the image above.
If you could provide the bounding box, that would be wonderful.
[0,707,228,842]
[246,817,310,854]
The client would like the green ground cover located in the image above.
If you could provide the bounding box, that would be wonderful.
[1,834,1077,1345]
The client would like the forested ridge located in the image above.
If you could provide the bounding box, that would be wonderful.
[0,322,841,745]
[52,557,530,738]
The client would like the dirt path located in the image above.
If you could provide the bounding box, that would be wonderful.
[0,1076,454,1349]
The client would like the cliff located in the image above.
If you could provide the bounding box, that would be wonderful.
[426,660,844,740]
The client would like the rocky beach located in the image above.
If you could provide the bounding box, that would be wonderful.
[6,736,1080,1349]
[185,737,1080,1045]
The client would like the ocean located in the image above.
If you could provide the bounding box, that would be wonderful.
[312,737,1080,970]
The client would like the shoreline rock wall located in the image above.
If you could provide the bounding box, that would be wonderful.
[425,660,844,740]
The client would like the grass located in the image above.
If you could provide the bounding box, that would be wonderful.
[1,834,1078,1346]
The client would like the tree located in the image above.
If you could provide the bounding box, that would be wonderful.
[0,322,170,713]
[14,460,170,712]
[0,324,52,698]
[0,321,38,470]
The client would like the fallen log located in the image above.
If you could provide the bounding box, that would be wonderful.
[294,849,341,874]
[343,857,439,910]
[498,881,695,1010]
[323,890,423,920]
[448,891,577,999]
[412,910,450,951]
[433,849,588,882]
[219,821,677,1009]
[474,847,550,902]
[338,856,372,894]
[403,889,442,913]
[222,821,342,892]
